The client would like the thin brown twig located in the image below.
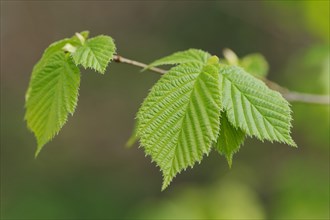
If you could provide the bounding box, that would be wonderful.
[113,55,330,105]
[113,55,167,74]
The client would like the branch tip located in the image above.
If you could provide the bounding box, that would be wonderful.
[113,55,330,105]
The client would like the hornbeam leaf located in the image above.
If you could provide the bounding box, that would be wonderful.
[25,52,80,156]
[126,120,139,148]
[146,49,211,70]
[72,35,116,74]
[240,53,269,78]
[26,31,88,102]
[215,112,245,167]
[137,61,222,190]
[220,65,296,146]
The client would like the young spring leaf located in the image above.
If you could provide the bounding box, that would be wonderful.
[25,52,80,156]
[215,112,245,167]
[25,31,88,102]
[126,120,139,148]
[128,49,212,148]
[72,35,116,74]
[146,49,211,69]
[220,65,296,146]
[240,53,269,78]
[137,59,222,190]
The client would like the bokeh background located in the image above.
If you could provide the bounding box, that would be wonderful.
[1,1,329,219]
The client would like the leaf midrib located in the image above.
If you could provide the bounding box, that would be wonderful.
[165,65,212,181]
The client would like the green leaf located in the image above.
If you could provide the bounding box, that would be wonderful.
[77,31,90,42]
[220,65,296,146]
[26,31,88,102]
[25,52,80,156]
[137,61,222,190]
[146,49,211,70]
[240,53,269,78]
[126,120,139,148]
[25,31,88,155]
[76,31,89,43]
[28,39,71,84]
[70,31,90,46]
[72,35,116,74]
[215,112,245,167]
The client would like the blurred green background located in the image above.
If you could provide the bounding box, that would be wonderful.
[1,1,329,219]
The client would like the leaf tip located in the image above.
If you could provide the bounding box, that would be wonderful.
[34,145,43,158]
[207,55,220,65]
[226,154,234,168]
[161,175,173,191]
[79,30,90,40]
[141,66,150,72]
[289,139,298,148]
[75,32,86,45]
[161,181,169,191]
[125,136,138,148]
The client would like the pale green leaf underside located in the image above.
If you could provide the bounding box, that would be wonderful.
[137,62,222,190]
[146,49,211,70]
[25,52,80,156]
[220,65,295,146]
[215,112,245,167]
[72,35,116,74]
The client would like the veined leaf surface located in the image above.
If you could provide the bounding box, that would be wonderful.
[215,112,245,167]
[138,61,222,190]
[72,35,116,74]
[220,65,295,146]
[146,49,211,69]
[26,31,88,101]
[25,52,80,155]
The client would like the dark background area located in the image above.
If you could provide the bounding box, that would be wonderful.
[1,1,329,219]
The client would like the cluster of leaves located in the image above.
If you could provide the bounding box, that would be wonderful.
[25,32,295,190]
[25,31,116,155]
